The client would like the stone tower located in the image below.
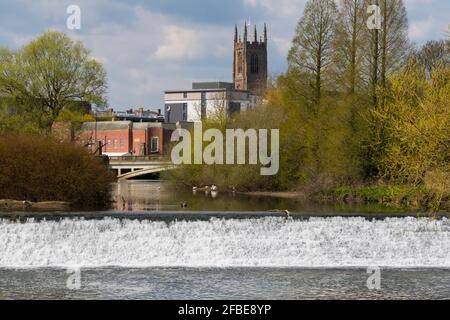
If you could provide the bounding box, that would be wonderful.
[233,23,268,96]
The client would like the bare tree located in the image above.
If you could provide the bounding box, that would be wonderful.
[333,0,367,94]
[415,40,450,75]
[362,0,409,106]
[379,0,410,88]
[288,0,339,106]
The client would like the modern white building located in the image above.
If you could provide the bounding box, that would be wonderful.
[164,81,259,123]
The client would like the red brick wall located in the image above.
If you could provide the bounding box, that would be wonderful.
[149,128,164,154]
[132,129,147,155]
[132,128,165,155]
[76,124,173,156]
[77,129,131,155]
[100,129,131,154]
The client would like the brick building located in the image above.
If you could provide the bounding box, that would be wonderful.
[77,121,175,157]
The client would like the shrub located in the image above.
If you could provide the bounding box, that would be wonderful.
[0,134,115,208]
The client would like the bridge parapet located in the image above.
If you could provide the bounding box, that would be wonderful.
[109,155,169,162]
[107,155,175,180]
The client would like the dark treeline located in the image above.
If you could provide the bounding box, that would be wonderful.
[0,134,115,208]
[167,0,450,211]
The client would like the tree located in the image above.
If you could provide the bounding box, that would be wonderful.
[0,31,107,130]
[333,0,367,94]
[415,40,450,76]
[369,63,450,186]
[288,0,339,106]
[362,0,409,106]
[379,0,409,88]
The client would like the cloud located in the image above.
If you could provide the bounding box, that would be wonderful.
[404,0,433,8]
[0,0,448,110]
[243,0,307,17]
[409,16,434,41]
[154,25,229,60]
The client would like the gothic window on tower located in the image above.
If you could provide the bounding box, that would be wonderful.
[250,54,259,74]
[237,52,243,74]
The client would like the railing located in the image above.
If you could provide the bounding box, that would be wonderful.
[108,155,169,162]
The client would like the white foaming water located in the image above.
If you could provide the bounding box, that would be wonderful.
[0,217,449,268]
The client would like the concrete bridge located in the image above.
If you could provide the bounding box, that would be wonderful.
[108,156,176,180]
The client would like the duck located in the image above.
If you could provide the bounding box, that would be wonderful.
[180,201,188,208]
[22,200,32,208]
[211,185,218,192]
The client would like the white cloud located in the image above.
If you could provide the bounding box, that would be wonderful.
[404,0,433,9]
[243,0,307,17]
[154,25,229,60]
[409,16,434,41]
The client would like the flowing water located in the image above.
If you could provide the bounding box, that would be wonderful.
[0,180,449,299]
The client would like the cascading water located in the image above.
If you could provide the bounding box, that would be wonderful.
[0,217,449,268]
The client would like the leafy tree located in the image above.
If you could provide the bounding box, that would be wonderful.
[0,31,107,130]
[369,63,450,186]
[288,0,339,106]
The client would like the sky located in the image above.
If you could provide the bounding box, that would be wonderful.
[0,0,448,111]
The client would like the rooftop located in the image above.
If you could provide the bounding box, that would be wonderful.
[80,121,132,131]
[192,81,234,90]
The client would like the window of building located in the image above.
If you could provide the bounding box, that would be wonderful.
[151,137,159,153]
[113,139,118,148]
[250,54,259,74]
[183,103,188,121]
[237,52,243,74]
[120,137,124,147]
[201,92,206,120]
[183,92,188,98]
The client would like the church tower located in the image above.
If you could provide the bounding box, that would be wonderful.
[233,23,268,96]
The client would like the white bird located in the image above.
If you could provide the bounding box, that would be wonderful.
[211,185,218,192]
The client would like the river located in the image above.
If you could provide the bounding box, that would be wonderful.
[0,180,449,299]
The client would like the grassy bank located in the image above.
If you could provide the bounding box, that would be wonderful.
[319,185,450,212]
[0,134,115,209]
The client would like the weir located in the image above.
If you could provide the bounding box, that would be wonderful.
[0,217,449,268]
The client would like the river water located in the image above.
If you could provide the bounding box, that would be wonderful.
[0,180,449,300]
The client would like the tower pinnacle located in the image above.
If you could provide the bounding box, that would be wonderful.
[264,23,267,44]
[243,22,248,42]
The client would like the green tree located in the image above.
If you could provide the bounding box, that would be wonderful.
[0,31,107,130]
[369,63,450,186]
[333,0,367,94]
[288,0,339,106]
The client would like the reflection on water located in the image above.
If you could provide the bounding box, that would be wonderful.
[111,180,405,213]
[1,267,449,300]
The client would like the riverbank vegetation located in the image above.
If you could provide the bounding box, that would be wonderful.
[165,0,450,212]
[0,32,113,209]
[0,134,115,209]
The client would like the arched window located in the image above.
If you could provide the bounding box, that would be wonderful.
[250,54,259,74]
[237,52,243,74]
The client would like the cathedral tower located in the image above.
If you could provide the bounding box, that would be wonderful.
[233,23,268,96]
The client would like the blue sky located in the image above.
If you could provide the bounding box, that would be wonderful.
[0,0,448,110]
